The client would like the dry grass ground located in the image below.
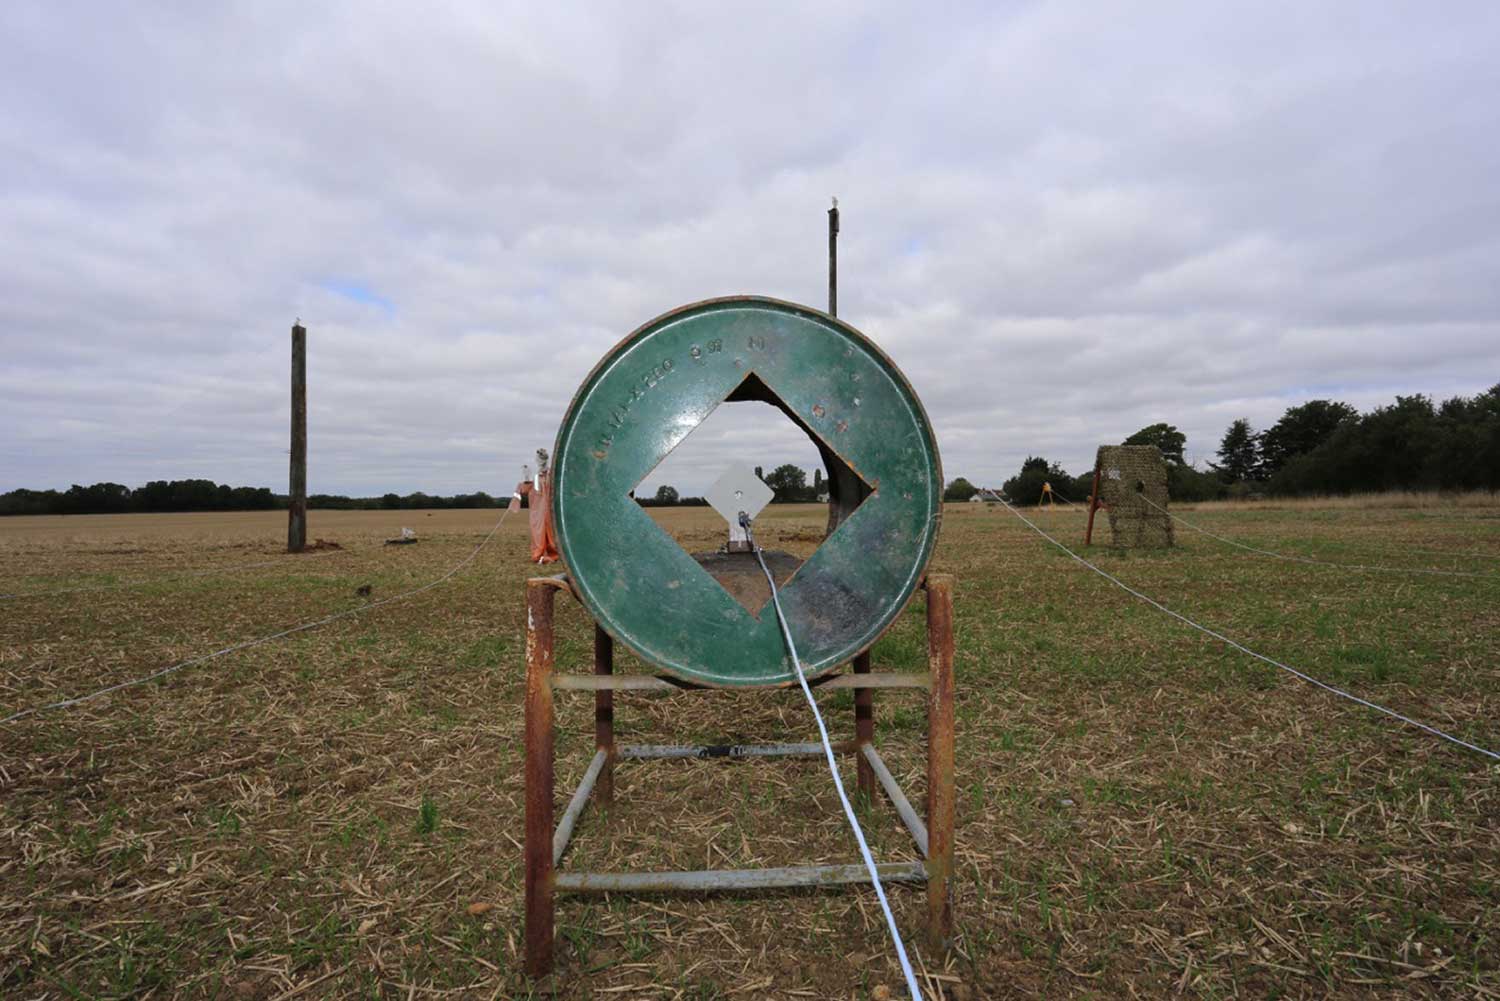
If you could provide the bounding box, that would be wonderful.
[1,501,1497,999]
[1175,490,1500,513]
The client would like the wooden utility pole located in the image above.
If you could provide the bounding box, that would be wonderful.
[827,196,839,316]
[288,321,307,552]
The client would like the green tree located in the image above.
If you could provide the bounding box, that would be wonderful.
[1259,400,1357,475]
[1214,418,1260,482]
[1431,384,1500,491]
[1168,464,1228,502]
[1001,456,1072,506]
[63,482,131,514]
[765,463,809,503]
[654,484,680,505]
[943,477,979,502]
[1123,424,1186,465]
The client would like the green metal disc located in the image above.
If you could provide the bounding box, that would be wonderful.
[551,296,942,687]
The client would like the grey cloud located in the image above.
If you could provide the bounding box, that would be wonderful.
[2,2,1497,497]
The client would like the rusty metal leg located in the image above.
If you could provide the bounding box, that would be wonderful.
[594,624,614,808]
[925,574,955,952]
[1085,466,1102,545]
[854,651,874,798]
[524,581,556,978]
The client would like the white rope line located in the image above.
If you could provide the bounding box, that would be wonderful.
[0,545,349,601]
[742,514,924,1000]
[982,491,1499,763]
[2,509,512,724]
[1227,533,1500,564]
[1167,510,1500,563]
[1367,541,1500,562]
[1181,530,1500,563]
[1139,494,1497,579]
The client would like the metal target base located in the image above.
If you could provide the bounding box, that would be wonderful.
[522,574,956,979]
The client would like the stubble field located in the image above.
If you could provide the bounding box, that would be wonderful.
[2,500,1498,999]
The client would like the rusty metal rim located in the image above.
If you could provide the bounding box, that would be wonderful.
[552,294,943,482]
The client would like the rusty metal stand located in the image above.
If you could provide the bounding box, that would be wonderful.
[523,574,956,979]
[1084,466,1104,545]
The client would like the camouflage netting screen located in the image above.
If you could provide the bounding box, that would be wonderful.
[1093,445,1174,547]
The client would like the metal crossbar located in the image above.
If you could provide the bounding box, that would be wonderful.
[556,862,928,894]
[549,671,929,691]
[546,733,933,876]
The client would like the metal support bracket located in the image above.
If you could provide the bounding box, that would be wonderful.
[522,574,956,978]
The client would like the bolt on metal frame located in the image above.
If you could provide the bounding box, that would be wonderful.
[523,573,956,978]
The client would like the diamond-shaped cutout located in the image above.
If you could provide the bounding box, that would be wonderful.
[631,372,874,617]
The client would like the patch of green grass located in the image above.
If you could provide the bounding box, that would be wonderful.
[1328,643,1415,685]
[997,727,1027,752]
[1082,777,1135,805]
[415,794,440,836]
[66,807,123,861]
[287,908,353,972]
[55,920,178,997]
[623,919,654,961]
[678,979,729,1000]
[461,634,511,669]
[886,703,924,732]
[871,618,925,670]
[206,806,242,837]
[560,919,598,962]
[1405,908,1454,947]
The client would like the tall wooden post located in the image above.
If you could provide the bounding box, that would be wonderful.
[287,322,307,553]
[827,197,839,316]
[524,581,557,977]
[925,574,955,952]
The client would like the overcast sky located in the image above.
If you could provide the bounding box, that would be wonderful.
[3,3,1498,497]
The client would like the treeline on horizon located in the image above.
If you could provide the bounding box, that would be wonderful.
[973,383,1500,507]
[636,463,825,507]
[0,480,527,517]
[10,386,1495,517]
[5,461,832,517]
